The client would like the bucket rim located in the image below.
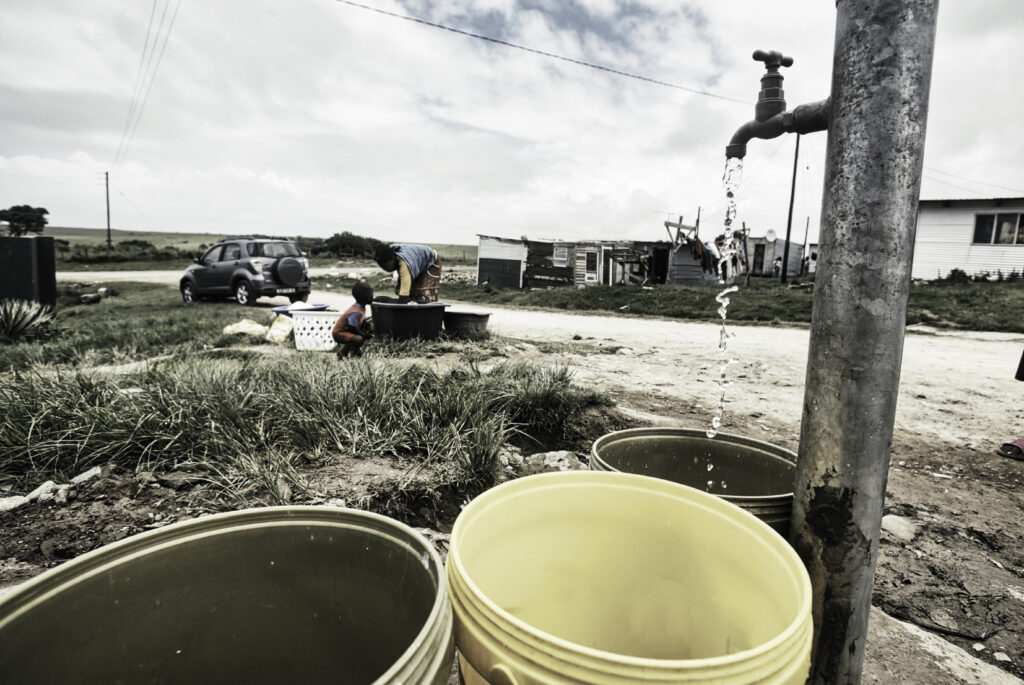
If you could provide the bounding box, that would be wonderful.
[0,506,452,685]
[370,301,450,309]
[591,426,796,502]
[443,310,491,317]
[448,471,812,675]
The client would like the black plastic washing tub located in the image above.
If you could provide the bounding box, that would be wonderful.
[371,301,449,340]
[443,310,490,336]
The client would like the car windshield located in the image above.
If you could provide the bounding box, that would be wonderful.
[258,242,300,258]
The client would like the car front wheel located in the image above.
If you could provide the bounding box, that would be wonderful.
[181,281,196,304]
[234,280,255,306]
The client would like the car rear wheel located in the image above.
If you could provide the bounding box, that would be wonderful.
[234,280,255,306]
[181,281,196,304]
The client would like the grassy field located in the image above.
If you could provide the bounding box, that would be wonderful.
[0,282,606,500]
[47,226,222,250]
[429,277,1024,333]
[47,227,478,269]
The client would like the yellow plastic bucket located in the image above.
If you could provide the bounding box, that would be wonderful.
[447,472,811,684]
[0,507,453,684]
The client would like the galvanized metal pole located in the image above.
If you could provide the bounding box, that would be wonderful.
[789,1,939,683]
[781,134,800,283]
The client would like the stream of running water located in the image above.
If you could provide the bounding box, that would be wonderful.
[706,157,743,441]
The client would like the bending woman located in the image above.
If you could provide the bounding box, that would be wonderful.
[374,243,442,303]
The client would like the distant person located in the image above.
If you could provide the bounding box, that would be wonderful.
[374,243,442,303]
[332,280,374,359]
[997,349,1024,460]
[772,256,782,278]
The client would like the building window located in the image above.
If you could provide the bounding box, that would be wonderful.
[553,246,568,267]
[973,213,1023,245]
[585,251,598,272]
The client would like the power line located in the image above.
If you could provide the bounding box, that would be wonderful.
[923,166,1024,195]
[336,0,749,105]
[921,172,991,196]
[0,172,104,180]
[111,183,155,225]
[114,0,160,165]
[114,0,183,166]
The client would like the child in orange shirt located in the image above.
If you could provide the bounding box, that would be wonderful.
[332,280,374,358]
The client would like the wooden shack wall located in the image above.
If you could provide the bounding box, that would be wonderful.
[523,240,573,288]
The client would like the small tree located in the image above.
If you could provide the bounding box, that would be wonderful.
[0,205,49,236]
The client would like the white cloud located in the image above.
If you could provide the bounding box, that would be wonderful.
[0,0,1020,246]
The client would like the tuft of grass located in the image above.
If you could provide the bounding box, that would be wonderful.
[0,356,607,495]
[0,299,55,343]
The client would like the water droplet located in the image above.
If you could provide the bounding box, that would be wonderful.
[721,481,728,490]
[707,463,714,471]
[707,480,714,489]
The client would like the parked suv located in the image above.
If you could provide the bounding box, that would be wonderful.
[180,238,311,305]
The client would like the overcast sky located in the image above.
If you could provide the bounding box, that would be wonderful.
[1,1,1021,246]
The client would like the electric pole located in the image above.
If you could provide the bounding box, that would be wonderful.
[105,171,112,248]
[781,134,800,283]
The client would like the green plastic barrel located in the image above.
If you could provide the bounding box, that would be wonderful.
[447,472,812,684]
[0,507,453,684]
[592,427,797,536]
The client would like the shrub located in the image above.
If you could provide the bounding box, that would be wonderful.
[941,268,970,284]
[0,299,55,342]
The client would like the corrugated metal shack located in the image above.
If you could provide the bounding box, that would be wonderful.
[477,234,739,288]
[744,236,806,276]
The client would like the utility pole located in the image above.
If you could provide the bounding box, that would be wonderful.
[781,134,800,283]
[105,171,112,249]
[802,216,810,276]
[742,221,752,286]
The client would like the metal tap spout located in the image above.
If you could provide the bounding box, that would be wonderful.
[725,49,830,159]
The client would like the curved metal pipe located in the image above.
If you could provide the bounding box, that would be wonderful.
[726,98,831,159]
[726,115,786,159]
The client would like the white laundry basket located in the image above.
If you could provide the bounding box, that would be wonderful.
[291,311,343,351]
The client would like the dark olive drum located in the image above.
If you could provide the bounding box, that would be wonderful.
[592,427,797,536]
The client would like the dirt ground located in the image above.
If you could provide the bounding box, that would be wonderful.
[478,304,1024,680]
[4,280,1024,680]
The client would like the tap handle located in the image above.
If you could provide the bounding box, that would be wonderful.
[752,50,794,70]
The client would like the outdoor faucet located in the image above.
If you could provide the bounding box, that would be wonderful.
[725,50,830,159]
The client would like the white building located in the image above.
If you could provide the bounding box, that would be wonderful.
[912,198,1024,279]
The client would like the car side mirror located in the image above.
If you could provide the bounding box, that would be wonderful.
[194,257,202,264]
